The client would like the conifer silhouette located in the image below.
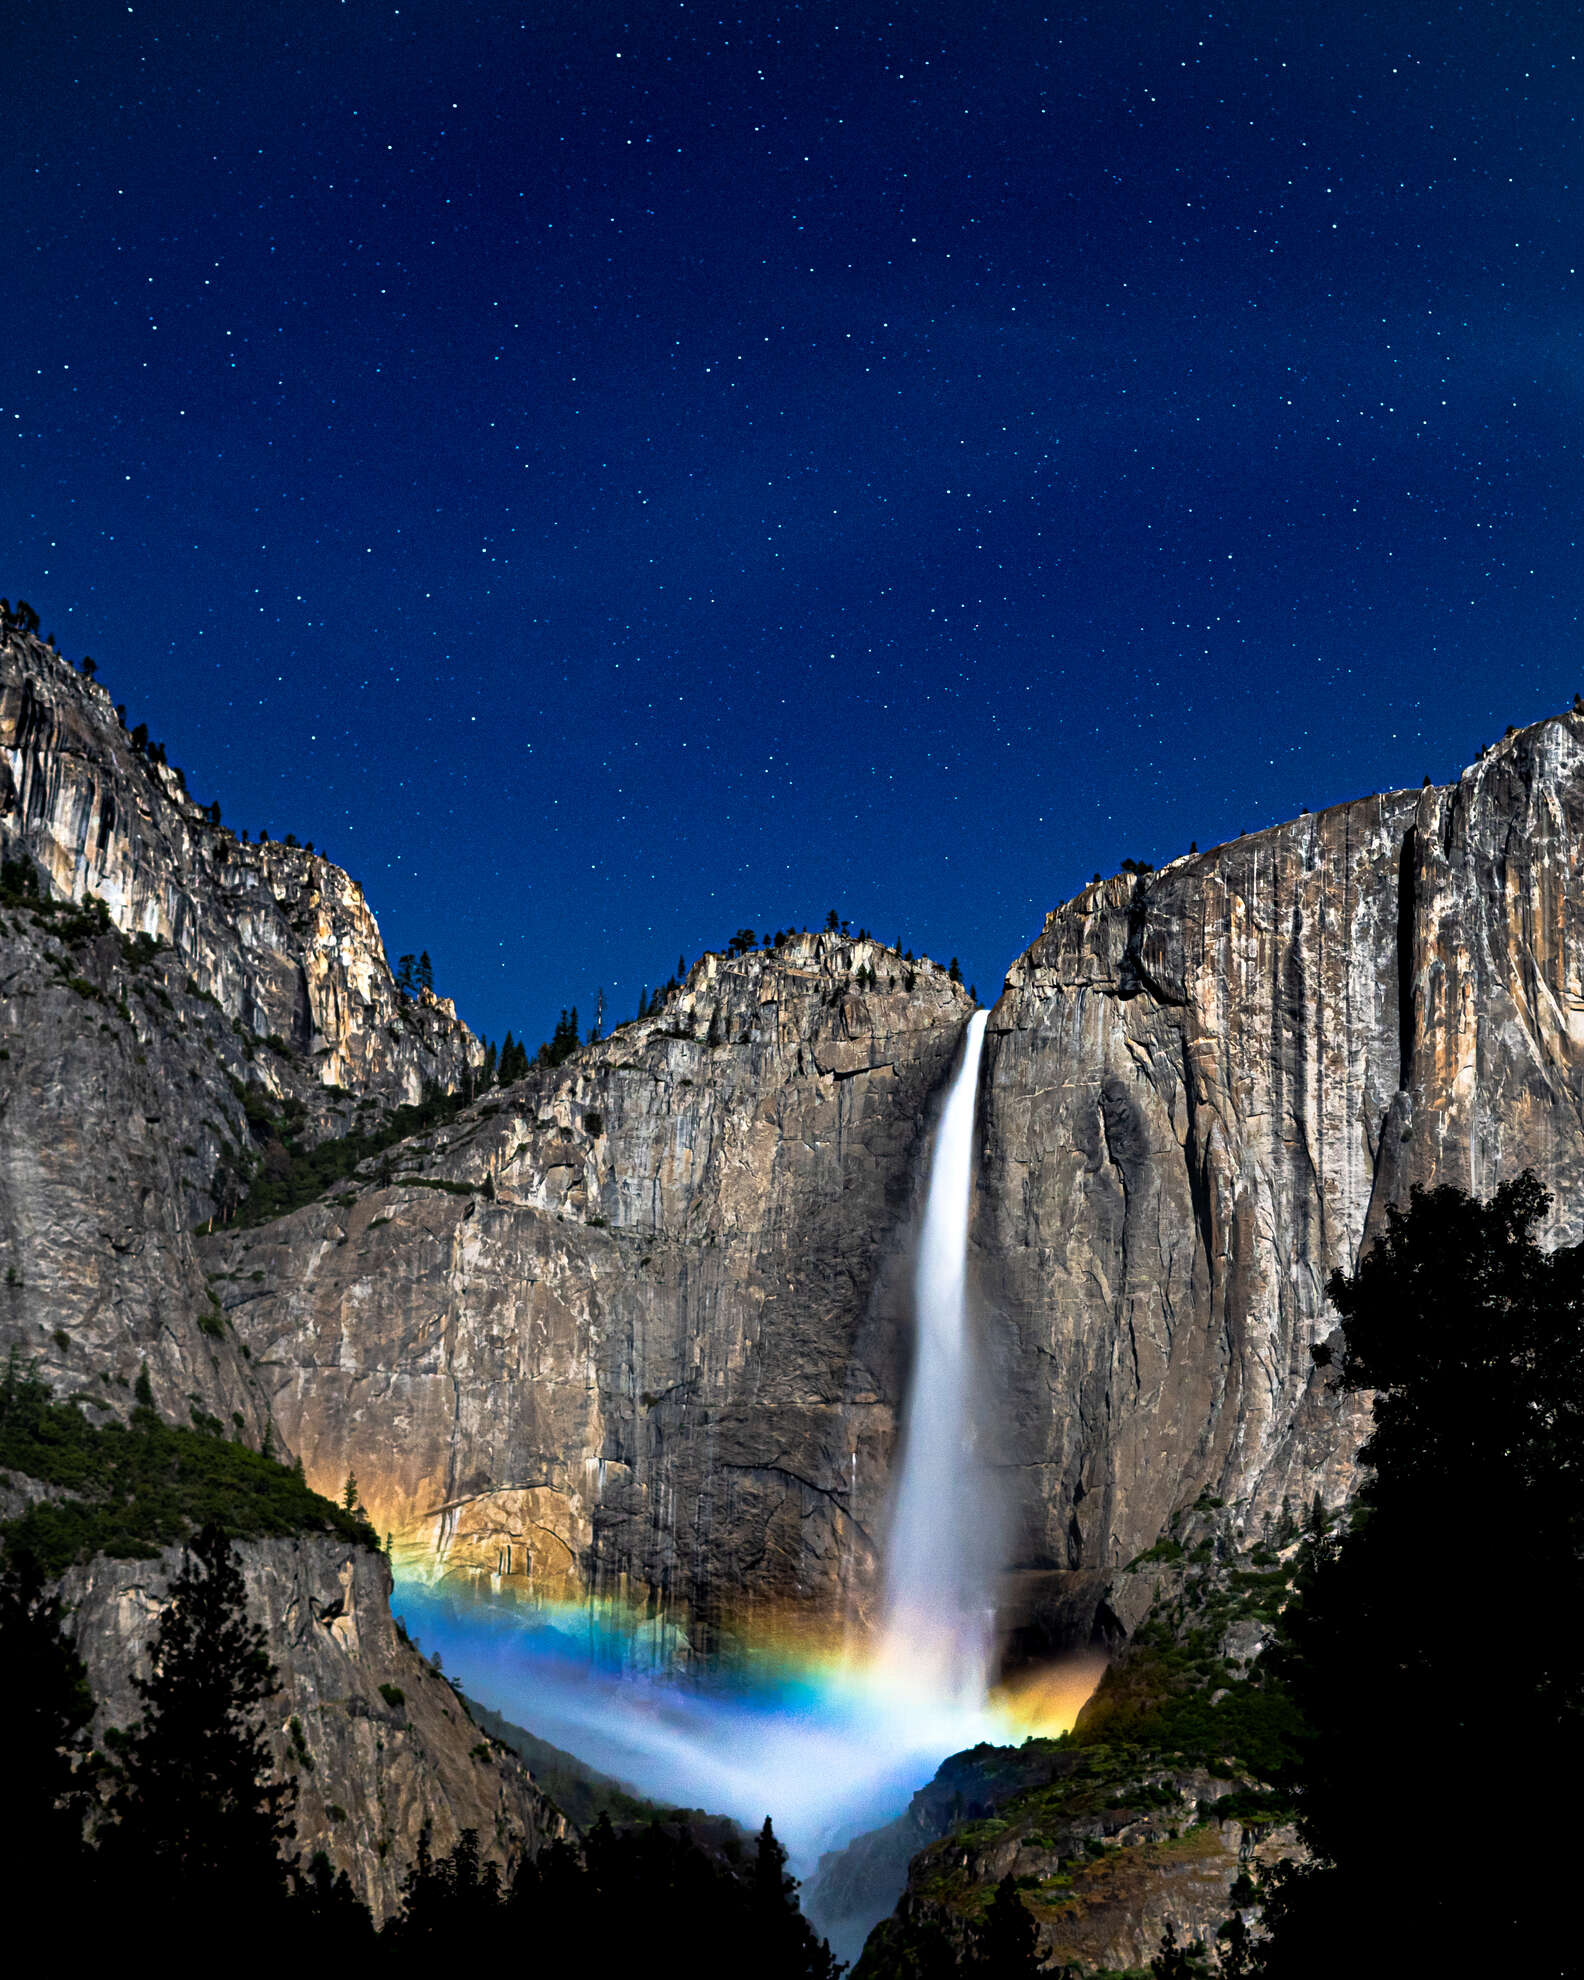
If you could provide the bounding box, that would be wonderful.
[103,1521,294,1925]
[0,1544,95,1905]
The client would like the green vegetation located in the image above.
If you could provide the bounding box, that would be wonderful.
[223,1083,470,1228]
[1072,1567,1304,1782]
[0,1354,377,1572]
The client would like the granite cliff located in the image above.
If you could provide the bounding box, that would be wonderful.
[64,1530,567,1918]
[980,711,1584,1652]
[206,933,974,1643]
[9,607,1584,1950]
[206,706,1584,1669]
[0,619,537,1914]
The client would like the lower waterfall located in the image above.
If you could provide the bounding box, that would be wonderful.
[392,1008,1095,1957]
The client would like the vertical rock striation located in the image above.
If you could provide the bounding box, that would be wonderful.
[979,712,1584,1648]
[0,623,481,1424]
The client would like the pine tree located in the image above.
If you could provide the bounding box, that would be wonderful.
[395,1826,504,1943]
[751,1817,842,1979]
[341,1470,359,1515]
[1151,1921,1213,1977]
[0,1545,96,1904]
[1257,1174,1584,1975]
[417,950,434,991]
[974,1874,1042,1975]
[102,1522,294,1926]
[293,1849,377,1946]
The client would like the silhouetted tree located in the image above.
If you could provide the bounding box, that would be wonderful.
[1255,1174,1584,1975]
[393,1825,504,1944]
[752,1817,842,1980]
[539,1008,579,1068]
[417,950,433,992]
[101,1522,295,1928]
[971,1874,1042,1976]
[80,655,97,679]
[293,1849,377,1947]
[0,1544,96,1905]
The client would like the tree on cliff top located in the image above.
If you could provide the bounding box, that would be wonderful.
[1256,1174,1583,1974]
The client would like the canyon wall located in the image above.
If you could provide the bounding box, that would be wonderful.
[0,622,534,1912]
[11,619,1584,1674]
[208,937,974,1645]
[980,712,1584,1645]
[63,1531,566,1917]
[0,624,480,1425]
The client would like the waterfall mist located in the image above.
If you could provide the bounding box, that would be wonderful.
[393,1009,1093,1953]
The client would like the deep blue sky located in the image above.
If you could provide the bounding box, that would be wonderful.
[5,2,1580,1048]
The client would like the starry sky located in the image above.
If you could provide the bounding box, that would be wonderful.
[5,2,1581,1048]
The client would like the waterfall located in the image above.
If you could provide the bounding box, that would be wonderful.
[879,1007,993,1705]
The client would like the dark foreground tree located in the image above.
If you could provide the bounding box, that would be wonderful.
[294,1848,378,1948]
[0,1544,95,1903]
[1257,1175,1584,1974]
[380,1812,842,1973]
[971,1874,1042,1976]
[100,1520,295,1928]
[752,1815,844,1980]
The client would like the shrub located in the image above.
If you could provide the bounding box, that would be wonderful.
[0,1354,377,1571]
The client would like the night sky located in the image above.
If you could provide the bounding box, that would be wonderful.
[6,2,1581,1049]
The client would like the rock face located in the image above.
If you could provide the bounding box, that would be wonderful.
[0,622,481,1427]
[977,713,1584,1648]
[210,710,1584,1661]
[64,1532,566,1918]
[208,936,975,1644]
[1,627,478,1105]
[846,1741,1296,1977]
[1,621,539,1912]
[13,606,1584,1796]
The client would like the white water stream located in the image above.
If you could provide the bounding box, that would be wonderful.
[878,1007,995,1706]
[396,1008,1059,1954]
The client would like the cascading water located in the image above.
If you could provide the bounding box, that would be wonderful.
[879,1007,994,1706]
[391,1006,1096,1957]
